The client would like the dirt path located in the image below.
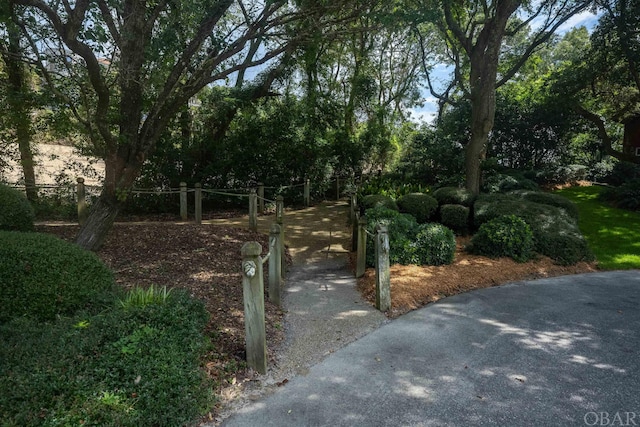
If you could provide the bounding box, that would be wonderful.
[207,201,353,265]
[207,201,387,425]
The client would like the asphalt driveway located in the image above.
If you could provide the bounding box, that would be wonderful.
[222,271,640,426]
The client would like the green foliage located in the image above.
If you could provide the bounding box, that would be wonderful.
[599,179,640,211]
[470,215,534,262]
[509,190,579,220]
[439,204,470,234]
[411,223,456,266]
[482,173,539,193]
[357,175,428,201]
[0,231,115,323]
[363,207,455,266]
[0,183,34,231]
[473,194,592,265]
[397,193,438,223]
[556,185,640,269]
[0,290,212,426]
[119,285,173,310]
[361,194,399,211]
[432,186,475,207]
[602,161,640,186]
[364,207,417,266]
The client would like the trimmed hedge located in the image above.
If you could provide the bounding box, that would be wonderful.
[470,215,533,262]
[440,204,469,234]
[0,231,116,323]
[361,194,399,212]
[0,290,212,426]
[509,190,579,220]
[397,193,438,223]
[412,223,456,266]
[483,173,539,193]
[0,184,35,231]
[473,194,592,265]
[364,207,456,266]
[365,207,417,266]
[432,186,475,207]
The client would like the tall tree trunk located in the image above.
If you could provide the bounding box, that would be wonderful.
[75,153,143,251]
[3,18,37,201]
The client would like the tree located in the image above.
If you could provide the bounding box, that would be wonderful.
[0,4,37,201]
[417,0,591,194]
[553,0,640,164]
[12,0,370,250]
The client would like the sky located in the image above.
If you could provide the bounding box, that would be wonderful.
[408,9,601,126]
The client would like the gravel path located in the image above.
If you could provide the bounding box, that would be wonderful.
[210,201,387,425]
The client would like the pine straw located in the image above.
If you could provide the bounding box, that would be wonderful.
[355,237,598,318]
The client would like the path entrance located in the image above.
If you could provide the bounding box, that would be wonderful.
[207,201,387,423]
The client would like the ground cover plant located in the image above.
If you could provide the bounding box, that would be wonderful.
[555,185,640,270]
[0,289,213,426]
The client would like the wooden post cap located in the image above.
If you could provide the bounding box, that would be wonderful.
[241,241,262,257]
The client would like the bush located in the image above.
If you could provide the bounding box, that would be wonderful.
[0,231,115,323]
[599,179,640,211]
[0,289,212,426]
[0,184,35,231]
[411,223,456,266]
[364,207,418,266]
[432,186,475,207]
[509,190,579,220]
[470,215,534,262]
[473,194,592,265]
[601,161,640,186]
[361,194,399,212]
[397,193,438,223]
[440,204,470,234]
[482,173,539,193]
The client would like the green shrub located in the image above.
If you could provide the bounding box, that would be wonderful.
[483,173,539,193]
[473,194,592,265]
[509,190,580,220]
[0,231,115,323]
[357,175,428,201]
[364,207,418,266]
[411,223,456,265]
[440,204,470,234]
[432,186,475,207]
[599,179,640,211]
[470,215,534,262]
[0,290,212,426]
[397,193,438,223]
[361,194,399,211]
[0,184,35,231]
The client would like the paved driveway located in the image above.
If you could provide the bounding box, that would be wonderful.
[222,271,640,426]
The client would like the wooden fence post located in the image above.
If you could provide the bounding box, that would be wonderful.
[76,177,87,226]
[276,196,285,278]
[356,216,367,278]
[304,178,310,207]
[195,183,202,225]
[258,183,264,214]
[375,224,391,312]
[336,176,340,200]
[269,223,282,307]
[249,189,258,232]
[241,242,267,374]
[180,182,188,221]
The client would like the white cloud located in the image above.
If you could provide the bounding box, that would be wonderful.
[557,11,599,34]
[408,109,437,125]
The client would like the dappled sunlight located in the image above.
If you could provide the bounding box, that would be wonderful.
[568,355,626,374]
[333,309,372,320]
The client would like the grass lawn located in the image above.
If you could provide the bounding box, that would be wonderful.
[555,185,640,270]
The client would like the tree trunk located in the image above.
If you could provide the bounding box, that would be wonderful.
[3,18,38,201]
[75,193,123,251]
